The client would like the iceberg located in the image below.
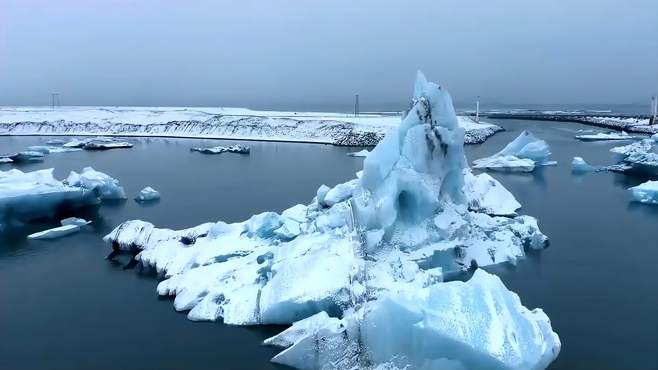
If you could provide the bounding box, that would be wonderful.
[347,149,370,157]
[571,157,596,173]
[27,224,81,240]
[0,168,91,225]
[575,131,635,141]
[103,72,558,369]
[135,187,161,202]
[628,180,658,205]
[0,167,120,229]
[190,145,250,154]
[473,131,555,172]
[65,167,127,200]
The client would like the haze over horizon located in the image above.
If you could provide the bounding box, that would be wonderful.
[1,0,657,111]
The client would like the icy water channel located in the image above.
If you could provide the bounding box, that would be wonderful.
[1,119,657,370]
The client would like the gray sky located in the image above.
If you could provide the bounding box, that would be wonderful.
[1,0,657,110]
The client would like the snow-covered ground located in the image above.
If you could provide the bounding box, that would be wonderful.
[103,73,559,370]
[0,106,502,146]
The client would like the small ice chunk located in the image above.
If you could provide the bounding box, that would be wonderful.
[571,157,595,173]
[65,167,127,200]
[273,219,302,240]
[323,180,357,207]
[347,149,370,157]
[135,187,161,202]
[60,217,91,226]
[246,212,282,238]
[0,157,13,164]
[316,184,330,207]
[628,180,658,204]
[28,224,80,240]
[281,204,308,223]
[191,145,250,154]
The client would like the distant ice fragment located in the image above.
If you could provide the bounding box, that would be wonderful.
[473,131,555,172]
[46,139,67,145]
[0,157,12,164]
[628,180,658,204]
[191,145,250,154]
[347,149,370,157]
[135,187,161,202]
[575,131,635,141]
[83,140,133,150]
[65,167,127,200]
[61,217,91,226]
[28,224,81,240]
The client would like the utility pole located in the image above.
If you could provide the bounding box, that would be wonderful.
[475,95,480,123]
[51,93,60,110]
[354,94,359,117]
[652,96,657,125]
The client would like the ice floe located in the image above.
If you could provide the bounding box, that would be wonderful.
[28,224,81,240]
[190,145,250,154]
[65,167,127,200]
[103,72,558,370]
[628,180,658,205]
[610,139,658,175]
[575,131,635,141]
[473,131,555,172]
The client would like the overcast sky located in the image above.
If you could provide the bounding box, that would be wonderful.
[1,0,657,110]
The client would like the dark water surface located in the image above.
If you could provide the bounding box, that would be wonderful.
[0,121,657,370]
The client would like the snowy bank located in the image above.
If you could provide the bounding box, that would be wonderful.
[103,73,558,370]
[0,106,502,146]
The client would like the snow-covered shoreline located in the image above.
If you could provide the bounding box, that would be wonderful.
[0,106,502,146]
